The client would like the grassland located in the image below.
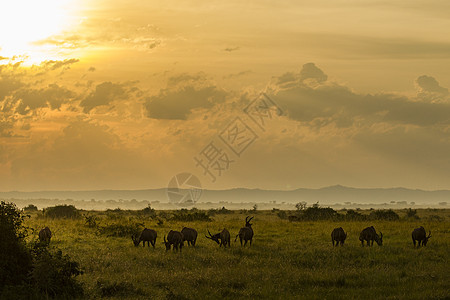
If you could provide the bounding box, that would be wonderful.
[24,209,449,299]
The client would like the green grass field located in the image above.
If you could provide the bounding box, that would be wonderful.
[24,210,449,299]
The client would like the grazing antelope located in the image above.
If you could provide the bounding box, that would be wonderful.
[205,228,231,247]
[359,226,383,246]
[331,227,347,246]
[235,216,254,247]
[132,228,157,248]
[181,227,198,247]
[39,227,52,244]
[412,226,431,247]
[163,230,184,252]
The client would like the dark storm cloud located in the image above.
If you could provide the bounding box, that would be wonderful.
[145,85,227,120]
[80,82,126,113]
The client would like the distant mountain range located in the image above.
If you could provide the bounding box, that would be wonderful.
[1,185,449,205]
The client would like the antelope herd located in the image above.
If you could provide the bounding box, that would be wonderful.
[37,217,433,251]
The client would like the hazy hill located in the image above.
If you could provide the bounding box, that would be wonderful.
[1,185,449,206]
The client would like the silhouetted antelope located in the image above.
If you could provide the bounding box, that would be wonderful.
[39,227,52,244]
[163,230,184,252]
[412,226,431,247]
[235,216,254,247]
[205,228,231,247]
[181,227,198,247]
[132,228,157,248]
[359,226,383,246]
[331,227,347,246]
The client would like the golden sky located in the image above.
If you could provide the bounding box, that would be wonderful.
[1,0,449,191]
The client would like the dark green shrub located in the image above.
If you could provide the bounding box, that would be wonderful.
[277,210,287,219]
[300,204,338,221]
[369,209,400,221]
[171,209,212,222]
[44,205,80,219]
[0,201,32,290]
[208,206,233,216]
[23,204,38,212]
[405,208,420,220]
[0,201,83,299]
[31,244,83,298]
[345,209,367,221]
[98,222,144,237]
[138,205,156,218]
[84,214,98,228]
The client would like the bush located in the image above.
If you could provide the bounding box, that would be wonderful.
[345,209,367,221]
[31,244,83,298]
[405,208,420,220]
[277,211,287,219]
[300,204,338,221]
[23,204,38,212]
[0,201,83,298]
[138,205,156,218]
[208,207,233,216]
[84,214,98,228]
[171,209,212,222]
[369,209,400,221]
[44,205,80,219]
[0,201,32,290]
[98,222,144,237]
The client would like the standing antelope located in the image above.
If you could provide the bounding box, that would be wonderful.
[181,227,198,247]
[331,227,347,246]
[235,216,254,247]
[359,226,383,246]
[39,227,52,244]
[132,228,157,248]
[412,226,431,247]
[205,229,231,247]
[163,230,184,252]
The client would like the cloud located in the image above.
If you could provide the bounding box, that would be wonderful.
[299,63,328,83]
[13,84,75,114]
[40,59,79,71]
[145,85,227,120]
[271,64,450,127]
[167,73,207,86]
[80,82,127,113]
[416,75,449,103]
[223,70,252,79]
[224,47,240,52]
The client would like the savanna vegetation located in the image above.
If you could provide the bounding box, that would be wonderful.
[1,203,449,299]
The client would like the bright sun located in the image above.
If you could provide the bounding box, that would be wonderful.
[0,0,77,64]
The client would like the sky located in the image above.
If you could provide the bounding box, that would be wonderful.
[1,0,449,191]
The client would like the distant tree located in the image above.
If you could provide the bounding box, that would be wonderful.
[252,204,258,211]
[23,204,38,212]
[295,201,307,211]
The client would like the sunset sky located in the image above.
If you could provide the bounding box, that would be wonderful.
[1,0,449,191]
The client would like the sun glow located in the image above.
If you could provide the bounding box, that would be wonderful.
[0,0,78,64]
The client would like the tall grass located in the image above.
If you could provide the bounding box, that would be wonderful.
[24,210,449,299]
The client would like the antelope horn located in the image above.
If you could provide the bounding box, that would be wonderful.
[428,231,432,238]
[245,216,249,222]
[207,229,212,237]
[248,216,254,222]
[164,235,167,243]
